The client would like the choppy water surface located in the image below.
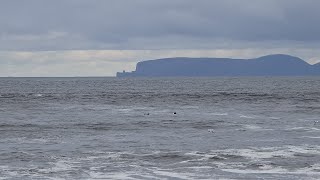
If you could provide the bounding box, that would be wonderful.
[1,77,320,179]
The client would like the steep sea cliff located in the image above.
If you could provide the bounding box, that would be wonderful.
[117,54,320,77]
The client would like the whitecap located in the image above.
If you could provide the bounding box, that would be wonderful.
[286,127,320,132]
[88,171,135,180]
[242,125,262,131]
[211,113,228,116]
[239,115,255,119]
[221,166,290,174]
[181,105,200,109]
[222,164,320,175]
[149,168,197,179]
[302,136,320,139]
[269,117,281,120]
[45,160,74,173]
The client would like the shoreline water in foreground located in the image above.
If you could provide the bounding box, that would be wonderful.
[1,77,320,179]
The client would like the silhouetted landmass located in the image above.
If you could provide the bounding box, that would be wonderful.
[117,54,320,77]
[313,62,320,68]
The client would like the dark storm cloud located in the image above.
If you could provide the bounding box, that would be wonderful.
[0,0,320,50]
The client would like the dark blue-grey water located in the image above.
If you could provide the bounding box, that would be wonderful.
[1,77,320,179]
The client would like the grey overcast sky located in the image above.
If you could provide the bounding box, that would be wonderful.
[1,0,320,76]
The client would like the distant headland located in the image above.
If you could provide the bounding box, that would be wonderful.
[117,54,320,77]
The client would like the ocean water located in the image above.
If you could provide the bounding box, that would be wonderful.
[1,77,320,179]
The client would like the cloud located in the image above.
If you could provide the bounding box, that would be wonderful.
[0,0,320,50]
[1,0,320,76]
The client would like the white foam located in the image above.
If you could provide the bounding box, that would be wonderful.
[221,166,290,174]
[88,168,204,180]
[79,152,125,162]
[211,113,228,116]
[8,137,57,144]
[286,145,320,155]
[85,105,113,111]
[222,164,320,175]
[186,166,213,170]
[269,117,281,120]
[150,169,196,179]
[239,115,255,119]
[0,166,20,179]
[231,148,292,159]
[286,127,320,132]
[205,145,320,162]
[6,146,319,179]
[309,127,320,131]
[29,138,50,143]
[88,171,135,180]
[181,105,199,109]
[242,125,262,131]
[63,105,80,110]
[37,160,75,175]
[302,136,320,139]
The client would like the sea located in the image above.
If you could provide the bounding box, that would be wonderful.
[1,77,320,180]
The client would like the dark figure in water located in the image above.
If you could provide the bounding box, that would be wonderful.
[173,112,177,115]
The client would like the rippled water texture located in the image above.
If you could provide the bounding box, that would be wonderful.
[1,77,320,179]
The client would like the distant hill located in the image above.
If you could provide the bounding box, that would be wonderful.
[313,62,320,67]
[117,54,320,77]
